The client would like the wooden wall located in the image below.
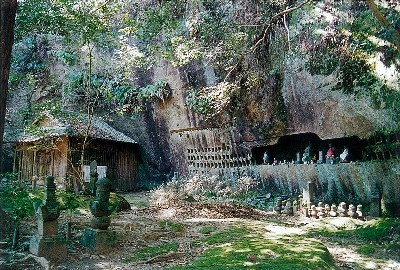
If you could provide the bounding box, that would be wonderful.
[68,138,138,191]
[15,137,138,190]
[15,136,68,185]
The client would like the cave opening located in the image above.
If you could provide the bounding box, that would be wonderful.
[252,133,367,164]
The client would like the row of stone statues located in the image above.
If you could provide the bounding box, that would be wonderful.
[29,175,117,263]
[274,198,364,220]
[263,144,350,165]
[308,202,364,220]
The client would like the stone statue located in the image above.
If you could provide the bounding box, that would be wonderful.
[283,200,293,216]
[347,204,358,219]
[326,144,336,164]
[34,176,60,222]
[356,205,363,220]
[310,205,318,219]
[302,145,312,164]
[263,151,269,164]
[340,147,349,163]
[30,176,66,261]
[274,198,283,214]
[89,178,116,230]
[81,177,117,253]
[317,151,324,164]
[89,160,99,196]
[295,152,302,164]
[324,204,331,214]
[338,202,347,217]
[329,204,338,217]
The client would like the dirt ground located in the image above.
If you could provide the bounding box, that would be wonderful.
[1,192,400,270]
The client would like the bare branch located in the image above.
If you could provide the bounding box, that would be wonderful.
[364,0,400,52]
[224,0,314,82]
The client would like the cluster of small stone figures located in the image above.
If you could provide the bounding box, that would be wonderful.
[263,144,350,165]
[307,202,364,220]
[29,175,117,264]
[273,197,364,220]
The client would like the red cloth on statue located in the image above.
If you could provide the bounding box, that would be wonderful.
[327,147,334,157]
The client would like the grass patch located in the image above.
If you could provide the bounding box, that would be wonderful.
[123,242,178,263]
[159,220,186,233]
[199,225,217,235]
[310,218,400,243]
[172,225,336,270]
[356,244,376,255]
[309,218,400,260]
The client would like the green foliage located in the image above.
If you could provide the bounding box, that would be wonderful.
[10,36,48,83]
[334,53,378,94]
[123,242,178,263]
[57,190,88,214]
[137,81,172,103]
[0,178,42,223]
[356,244,376,255]
[15,0,119,46]
[186,82,239,119]
[55,49,78,65]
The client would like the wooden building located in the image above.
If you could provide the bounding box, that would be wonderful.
[13,112,139,191]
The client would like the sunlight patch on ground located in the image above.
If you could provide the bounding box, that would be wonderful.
[158,208,177,218]
[305,217,366,231]
[185,217,239,223]
[95,261,124,270]
[328,246,400,270]
[263,224,304,235]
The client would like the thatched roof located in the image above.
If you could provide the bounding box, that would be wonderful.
[14,112,137,144]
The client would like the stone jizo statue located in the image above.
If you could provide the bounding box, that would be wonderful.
[340,147,349,163]
[30,176,66,262]
[302,145,312,164]
[34,176,60,222]
[81,177,117,253]
[90,177,116,230]
[263,151,269,164]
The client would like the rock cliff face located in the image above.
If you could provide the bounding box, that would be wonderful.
[4,0,400,188]
[108,56,398,187]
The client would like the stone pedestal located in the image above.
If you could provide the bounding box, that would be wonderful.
[29,176,66,262]
[302,181,314,204]
[30,234,67,262]
[38,219,58,236]
[295,152,302,164]
[81,228,116,253]
[317,151,324,164]
[369,195,381,217]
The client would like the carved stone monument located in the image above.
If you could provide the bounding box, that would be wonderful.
[302,146,312,164]
[302,181,314,205]
[81,178,117,253]
[295,152,302,164]
[356,204,364,220]
[317,151,324,164]
[338,202,347,217]
[369,193,381,217]
[347,204,358,219]
[30,176,67,262]
[274,198,283,214]
[89,160,98,196]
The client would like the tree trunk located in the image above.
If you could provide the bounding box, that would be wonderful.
[365,0,400,52]
[11,225,19,250]
[0,0,17,174]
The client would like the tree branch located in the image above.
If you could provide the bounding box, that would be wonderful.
[224,0,314,82]
[365,0,400,52]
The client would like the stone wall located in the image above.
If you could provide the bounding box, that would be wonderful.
[256,161,400,215]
